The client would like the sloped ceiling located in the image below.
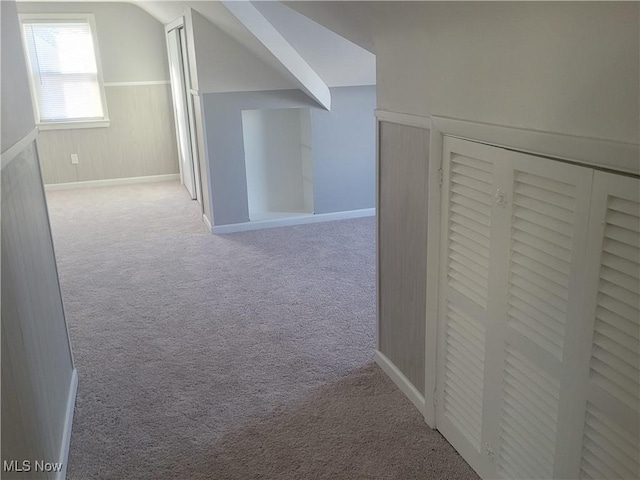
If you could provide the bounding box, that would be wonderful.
[254,1,374,87]
[220,1,331,108]
[135,1,374,88]
[284,1,375,54]
[18,0,375,105]
[136,0,295,88]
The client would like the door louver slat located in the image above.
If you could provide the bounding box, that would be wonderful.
[580,404,639,480]
[589,195,640,411]
[436,138,639,480]
[499,347,559,480]
[443,303,485,450]
[508,171,575,360]
[447,154,492,309]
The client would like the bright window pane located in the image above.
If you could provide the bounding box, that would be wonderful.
[23,20,105,122]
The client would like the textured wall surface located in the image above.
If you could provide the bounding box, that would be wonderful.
[2,144,75,479]
[37,85,179,184]
[2,2,75,475]
[378,121,430,393]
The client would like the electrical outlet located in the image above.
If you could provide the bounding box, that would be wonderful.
[71,154,79,165]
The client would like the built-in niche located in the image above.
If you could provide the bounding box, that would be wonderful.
[242,108,313,221]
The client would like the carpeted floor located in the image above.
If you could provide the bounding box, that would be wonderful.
[46,181,477,480]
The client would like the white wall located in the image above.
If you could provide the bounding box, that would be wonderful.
[286,1,375,54]
[203,87,375,226]
[300,108,313,213]
[310,85,376,214]
[17,1,169,82]
[242,108,311,217]
[1,0,34,152]
[1,1,76,476]
[366,1,639,144]
[189,8,297,94]
[16,2,179,184]
[253,1,375,87]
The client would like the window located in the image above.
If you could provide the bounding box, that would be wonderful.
[20,14,109,130]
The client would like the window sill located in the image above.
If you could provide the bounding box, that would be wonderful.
[38,119,110,131]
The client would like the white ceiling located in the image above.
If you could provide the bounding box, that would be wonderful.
[137,0,375,88]
[17,0,376,100]
[253,1,374,87]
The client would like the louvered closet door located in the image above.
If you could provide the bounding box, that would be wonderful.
[436,137,597,479]
[488,150,594,480]
[436,137,510,479]
[569,172,640,480]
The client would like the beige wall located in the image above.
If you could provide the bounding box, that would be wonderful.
[37,84,178,184]
[369,1,639,144]
[378,121,429,393]
[1,1,75,477]
[16,2,179,184]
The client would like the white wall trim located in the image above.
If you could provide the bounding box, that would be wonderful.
[375,110,432,130]
[104,81,170,87]
[20,13,110,134]
[45,174,180,191]
[165,15,185,33]
[202,213,213,233]
[38,119,110,131]
[375,113,381,354]
[432,116,640,175]
[56,368,78,480]
[375,350,426,414]
[1,127,38,170]
[424,123,443,429]
[211,208,375,234]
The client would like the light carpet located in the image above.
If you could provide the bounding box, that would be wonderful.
[45,181,477,480]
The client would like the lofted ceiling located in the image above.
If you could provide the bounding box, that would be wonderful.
[137,1,375,90]
[17,0,376,108]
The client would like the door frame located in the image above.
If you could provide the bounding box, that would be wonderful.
[165,16,203,207]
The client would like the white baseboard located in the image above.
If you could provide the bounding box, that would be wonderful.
[375,350,426,415]
[211,208,375,234]
[45,174,180,191]
[56,368,78,480]
[202,213,213,233]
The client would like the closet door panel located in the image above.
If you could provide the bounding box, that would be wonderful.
[436,137,509,478]
[491,153,593,480]
[435,137,638,480]
[577,172,639,480]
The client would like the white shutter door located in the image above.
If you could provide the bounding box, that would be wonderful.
[436,138,638,480]
[573,172,640,480]
[436,137,510,478]
[487,152,593,480]
[436,137,599,479]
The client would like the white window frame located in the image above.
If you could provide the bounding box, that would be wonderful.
[19,13,110,130]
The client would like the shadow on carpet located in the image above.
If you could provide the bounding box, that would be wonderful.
[120,364,478,480]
